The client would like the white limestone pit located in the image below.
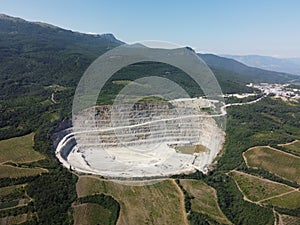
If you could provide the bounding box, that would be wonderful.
[55,97,226,180]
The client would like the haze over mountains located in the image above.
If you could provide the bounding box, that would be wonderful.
[223,54,300,76]
[198,53,300,83]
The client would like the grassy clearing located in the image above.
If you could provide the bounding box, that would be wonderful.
[279,140,300,153]
[180,179,232,225]
[229,170,294,202]
[111,80,132,85]
[243,146,300,184]
[175,144,208,155]
[281,214,300,225]
[45,84,68,91]
[0,165,46,178]
[0,200,21,211]
[261,190,300,209]
[0,200,19,210]
[0,133,44,163]
[73,203,111,225]
[0,184,26,198]
[0,214,27,225]
[111,80,152,89]
[76,176,186,225]
[250,131,287,142]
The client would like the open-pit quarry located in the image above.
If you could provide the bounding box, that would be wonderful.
[55,97,226,179]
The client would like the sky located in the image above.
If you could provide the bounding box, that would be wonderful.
[1,0,300,57]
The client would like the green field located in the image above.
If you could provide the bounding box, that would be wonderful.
[250,130,287,141]
[0,133,47,179]
[261,190,300,209]
[76,176,187,225]
[111,80,132,85]
[0,165,46,178]
[0,133,44,163]
[73,203,112,225]
[180,179,232,225]
[0,184,25,198]
[0,200,19,210]
[244,146,300,184]
[229,170,295,202]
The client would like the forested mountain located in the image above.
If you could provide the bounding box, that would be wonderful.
[1,13,298,101]
[0,14,122,92]
[1,14,300,140]
[1,13,299,139]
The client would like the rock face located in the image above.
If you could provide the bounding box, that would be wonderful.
[74,103,199,147]
[56,98,225,179]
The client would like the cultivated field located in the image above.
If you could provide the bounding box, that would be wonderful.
[179,179,232,225]
[261,190,300,209]
[243,146,300,183]
[281,214,300,225]
[229,170,295,202]
[0,184,25,198]
[0,133,47,179]
[0,165,46,178]
[76,176,187,225]
[73,203,112,225]
[0,133,44,163]
[0,214,27,225]
[0,134,49,224]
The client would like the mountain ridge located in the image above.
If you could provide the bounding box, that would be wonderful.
[0,13,122,43]
[222,54,300,76]
[0,13,124,91]
[199,53,299,83]
[0,13,299,99]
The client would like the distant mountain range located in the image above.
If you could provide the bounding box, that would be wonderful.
[222,54,300,76]
[198,54,300,83]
